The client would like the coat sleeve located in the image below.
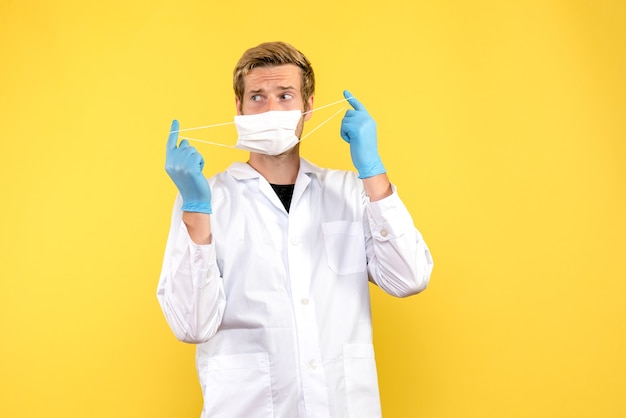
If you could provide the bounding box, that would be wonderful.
[364,186,434,297]
[156,194,226,343]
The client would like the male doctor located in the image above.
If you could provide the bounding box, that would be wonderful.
[157,41,433,417]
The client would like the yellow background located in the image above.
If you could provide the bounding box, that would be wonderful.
[1,0,625,417]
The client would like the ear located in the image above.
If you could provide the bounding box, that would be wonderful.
[303,95,314,121]
[235,96,242,115]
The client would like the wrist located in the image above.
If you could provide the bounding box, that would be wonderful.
[181,201,212,214]
[362,173,392,202]
[182,211,212,245]
[357,158,385,179]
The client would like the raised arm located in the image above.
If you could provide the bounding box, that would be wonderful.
[340,92,433,296]
[157,120,225,343]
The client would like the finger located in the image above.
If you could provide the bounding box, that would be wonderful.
[184,148,205,172]
[340,121,352,143]
[197,153,205,171]
[344,90,366,112]
[167,120,180,151]
[178,139,190,150]
[343,109,357,119]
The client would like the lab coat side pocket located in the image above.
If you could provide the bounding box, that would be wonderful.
[343,344,382,418]
[204,352,274,418]
[322,221,367,275]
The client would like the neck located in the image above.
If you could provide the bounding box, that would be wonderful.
[248,144,300,184]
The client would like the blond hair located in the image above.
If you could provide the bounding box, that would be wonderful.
[233,41,315,111]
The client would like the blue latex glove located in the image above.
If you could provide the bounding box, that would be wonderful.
[165,120,212,214]
[340,90,386,179]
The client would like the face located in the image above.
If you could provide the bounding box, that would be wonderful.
[236,64,314,137]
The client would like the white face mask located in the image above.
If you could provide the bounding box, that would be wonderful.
[174,97,350,154]
[234,109,302,155]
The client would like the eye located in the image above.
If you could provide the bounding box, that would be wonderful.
[280,93,293,100]
[251,94,262,102]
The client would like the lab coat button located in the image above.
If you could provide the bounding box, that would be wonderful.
[308,360,317,370]
[291,237,301,245]
[380,229,389,237]
[300,298,309,305]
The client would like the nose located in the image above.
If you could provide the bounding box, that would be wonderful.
[267,96,280,111]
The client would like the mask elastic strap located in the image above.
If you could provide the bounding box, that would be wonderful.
[301,96,353,116]
[172,120,234,134]
[178,136,237,149]
[300,106,347,141]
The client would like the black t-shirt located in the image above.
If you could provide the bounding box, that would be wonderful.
[270,184,295,212]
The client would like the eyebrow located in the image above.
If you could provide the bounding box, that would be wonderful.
[247,85,297,94]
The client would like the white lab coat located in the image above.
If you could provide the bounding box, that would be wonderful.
[157,158,433,418]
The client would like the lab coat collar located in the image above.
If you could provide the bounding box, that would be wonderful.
[226,158,324,181]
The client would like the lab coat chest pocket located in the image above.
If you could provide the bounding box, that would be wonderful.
[204,352,274,418]
[343,344,382,417]
[322,221,367,275]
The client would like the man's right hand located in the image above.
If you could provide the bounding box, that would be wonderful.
[165,120,212,214]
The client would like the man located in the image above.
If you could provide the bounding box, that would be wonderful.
[157,41,433,417]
